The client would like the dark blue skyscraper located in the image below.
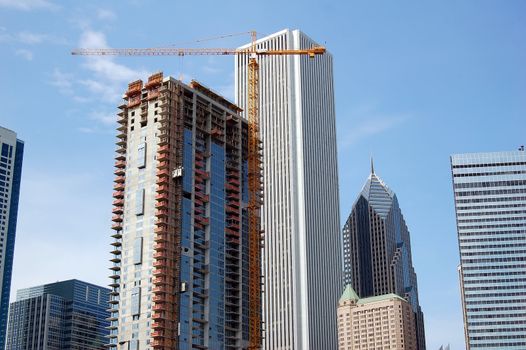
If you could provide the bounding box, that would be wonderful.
[342,164,426,349]
[0,126,23,349]
[6,279,110,349]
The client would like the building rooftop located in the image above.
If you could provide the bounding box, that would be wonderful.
[357,293,406,305]
[358,160,395,218]
[339,284,359,303]
[340,284,406,305]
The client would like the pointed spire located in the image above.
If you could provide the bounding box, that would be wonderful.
[370,156,375,174]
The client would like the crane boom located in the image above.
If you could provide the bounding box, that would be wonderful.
[71,46,325,57]
[73,36,325,350]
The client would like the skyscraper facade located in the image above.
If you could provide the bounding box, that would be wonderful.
[235,29,342,349]
[109,73,260,350]
[0,126,23,348]
[451,149,526,350]
[6,279,109,349]
[342,166,426,349]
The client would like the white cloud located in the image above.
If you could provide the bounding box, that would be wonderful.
[339,104,411,147]
[97,8,116,21]
[15,48,33,60]
[17,31,47,44]
[77,30,149,102]
[49,68,74,95]
[89,110,116,125]
[0,0,58,11]
[0,29,68,45]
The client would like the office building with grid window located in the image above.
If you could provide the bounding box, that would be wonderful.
[6,279,109,349]
[342,164,425,349]
[451,149,526,350]
[0,126,23,349]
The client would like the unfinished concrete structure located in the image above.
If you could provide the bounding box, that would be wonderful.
[108,73,261,350]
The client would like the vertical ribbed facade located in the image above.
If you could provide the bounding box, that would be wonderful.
[109,73,257,350]
[235,29,342,350]
[451,150,526,350]
[0,126,23,349]
[342,169,426,349]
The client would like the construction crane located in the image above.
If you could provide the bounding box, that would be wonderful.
[72,31,325,350]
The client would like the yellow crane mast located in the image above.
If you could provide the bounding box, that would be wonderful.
[72,32,325,350]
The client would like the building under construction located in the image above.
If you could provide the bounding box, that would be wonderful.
[108,72,262,350]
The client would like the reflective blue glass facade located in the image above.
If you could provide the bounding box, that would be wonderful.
[0,127,23,349]
[343,169,426,349]
[6,279,110,349]
[451,150,526,350]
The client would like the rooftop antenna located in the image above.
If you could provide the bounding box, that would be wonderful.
[519,145,525,151]
[370,156,375,174]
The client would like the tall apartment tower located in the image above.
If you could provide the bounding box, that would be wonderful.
[451,149,526,350]
[235,29,342,349]
[0,126,23,348]
[109,73,260,350]
[342,165,426,349]
[6,279,109,349]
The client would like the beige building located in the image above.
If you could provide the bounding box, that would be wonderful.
[337,285,417,350]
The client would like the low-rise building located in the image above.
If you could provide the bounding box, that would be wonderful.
[337,284,417,350]
[6,279,109,349]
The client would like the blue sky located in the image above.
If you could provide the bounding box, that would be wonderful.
[1,0,525,348]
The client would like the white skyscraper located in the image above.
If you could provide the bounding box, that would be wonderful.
[235,29,342,350]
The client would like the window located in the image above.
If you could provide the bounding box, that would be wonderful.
[131,287,141,316]
[137,143,146,169]
[133,237,143,265]
[135,188,145,215]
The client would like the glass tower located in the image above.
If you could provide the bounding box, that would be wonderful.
[109,73,259,350]
[342,165,426,350]
[0,126,23,349]
[451,149,526,350]
[6,279,109,349]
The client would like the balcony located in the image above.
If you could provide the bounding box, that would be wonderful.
[154,242,167,251]
[113,183,124,191]
[114,176,125,184]
[113,168,125,176]
[114,160,126,168]
[153,285,168,294]
[111,223,122,231]
[153,276,168,285]
[155,200,168,210]
[153,252,167,259]
[157,161,169,170]
[153,268,167,276]
[157,169,170,178]
[112,191,124,199]
[112,206,123,215]
[157,152,169,162]
[225,184,239,193]
[112,199,124,207]
[154,235,168,245]
[156,208,169,217]
[158,145,169,154]
[225,228,239,237]
[155,193,168,201]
